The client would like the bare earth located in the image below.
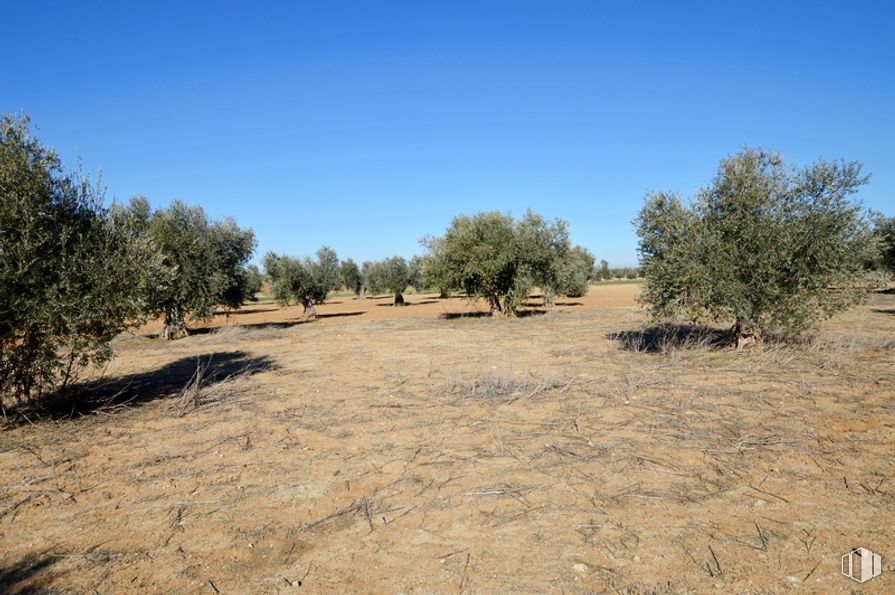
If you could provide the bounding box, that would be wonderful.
[2,283,894,593]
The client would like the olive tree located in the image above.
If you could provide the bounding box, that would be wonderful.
[340,258,363,296]
[556,245,595,298]
[0,115,151,406]
[408,255,425,293]
[364,257,411,305]
[263,246,340,320]
[119,198,256,340]
[872,213,895,276]
[515,210,572,306]
[636,148,877,348]
[242,265,264,301]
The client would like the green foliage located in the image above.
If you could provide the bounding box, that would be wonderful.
[408,256,424,293]
[0,115,149,405]
[362,257,411,304]
[636,148,876,345]
[422,210,589,314]
[422,212,524,314]
[340,258,363,295]
[599,259,611,280]
[116,198,256,339]
[263,246,341,319]
[242,265,264,301]
[515,210,572,304]
[609,267,641,279]
[871,213,895,275]
[556,246,595,298]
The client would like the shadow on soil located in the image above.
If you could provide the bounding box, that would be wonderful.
[871,308,895,315]
[609,324,730,353]
[0,554,60,594]
[440,309,547,320]
[5,351,276,426]
[375,300,439,307]
[214,306,279,316]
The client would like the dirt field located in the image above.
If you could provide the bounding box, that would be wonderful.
[2,284,894,593]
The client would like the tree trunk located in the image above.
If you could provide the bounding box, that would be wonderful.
[732,320,762,350]
[162,305,188,340]
[488,294,503,316]
[300,302,317,321]
[543,290,556,308]
[394,293,405,306]
[438,288,449,299]
[359,287,366,300]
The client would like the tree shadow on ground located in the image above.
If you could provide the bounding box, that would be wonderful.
[875,287,895,294]
[5,351,276,426]
[871,308,895,315]
[214,306,279,316]
[440,309,547,320]
[375,300,438,307]
[0,553,60,594]
[608,324,730,353]
[145,311,366,337]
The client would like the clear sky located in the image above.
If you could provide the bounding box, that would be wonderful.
[3,1,894,267]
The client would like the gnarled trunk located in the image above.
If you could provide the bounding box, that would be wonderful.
[488,294,503,316]
[394,293,405,306]
[438,288,449,299]
[162,305,188,340]
[300,302,317,322]
[732,320,762,350]
[543,290,556,308]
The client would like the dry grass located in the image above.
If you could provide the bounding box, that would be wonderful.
[0,289,894,593]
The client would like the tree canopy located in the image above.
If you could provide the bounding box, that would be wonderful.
[264,246,341,320]
[0,115,150,405]
[421,210,593,314]
[636,147,877,347]
[115,197,257,339]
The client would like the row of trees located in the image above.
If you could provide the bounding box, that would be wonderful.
[263,211,600,317]
[4,113,893,404]
[1,116,257,405]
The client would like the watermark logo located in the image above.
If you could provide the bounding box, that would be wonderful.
[841,547,882,583]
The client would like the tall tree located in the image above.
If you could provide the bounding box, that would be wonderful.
[0,115,151,405]
[636,148,877,347]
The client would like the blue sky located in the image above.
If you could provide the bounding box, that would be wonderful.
[4,1,894,266]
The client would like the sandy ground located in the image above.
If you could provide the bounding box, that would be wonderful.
[137,283,644,336]
[2,283,894,593]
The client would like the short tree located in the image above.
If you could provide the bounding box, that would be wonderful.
[636,148,877,347]
[365,257,411,305]
[556,245,595,298]
[264,246,341,320]
[0,115,150,406]
[340,258,363,296]
[422,211,533,315]
[122,199,256,340]
[599,259,610,280]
